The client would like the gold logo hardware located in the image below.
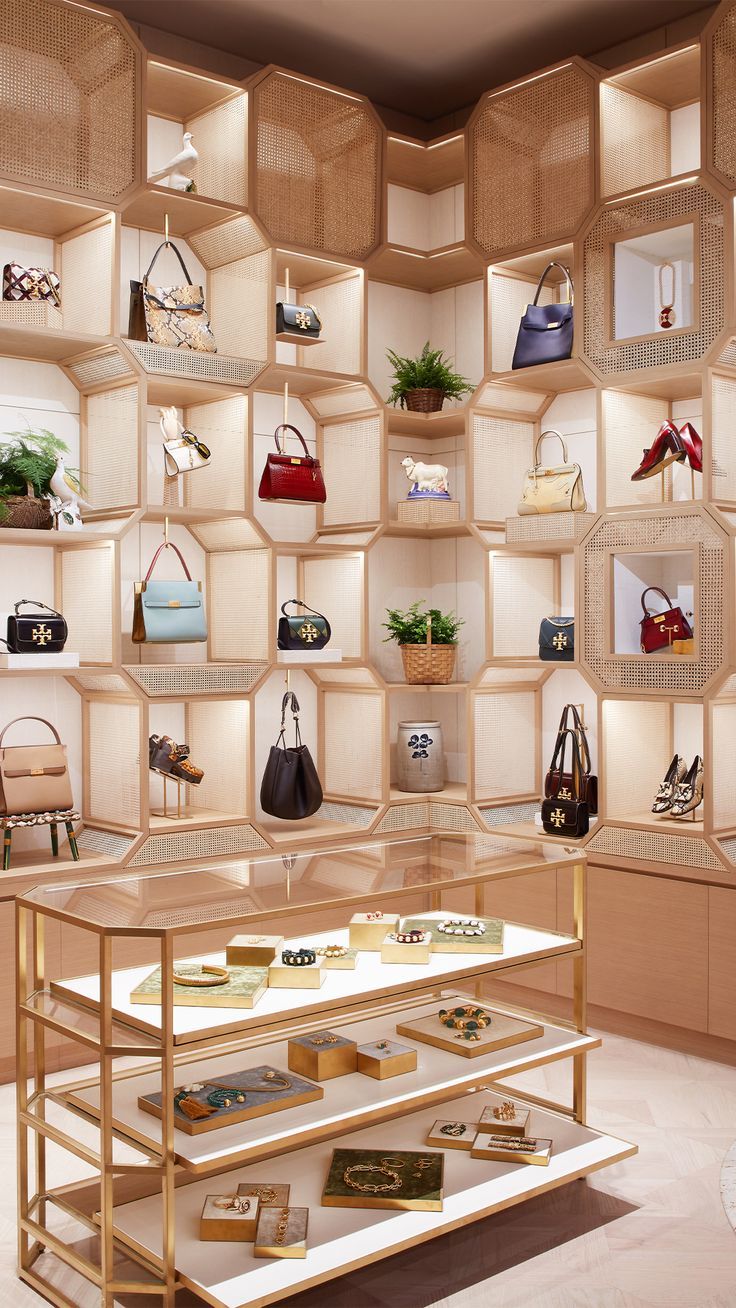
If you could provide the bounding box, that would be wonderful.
[558,787,572,800]
[295,310,310,330]
[661,622,679,642]
[32,624,52,646]
[168,600,181,608]
[552,632,568,651]
[290,458,301,464]
[30,768,44,776]
[550,807,566,829]
[299,621,320,645]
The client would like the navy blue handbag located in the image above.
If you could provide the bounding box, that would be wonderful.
[512,262,574,370]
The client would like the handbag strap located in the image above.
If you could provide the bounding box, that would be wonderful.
[534,429,569,467]
[142,240,194,287]
[556,704,591,776]
[0,716,62,748]
[532,261,574,307]
[144,541,193,583]
[280,598,328,623]
[276,691,303,749]
[548,728,584,799]
[641,586,674,617]
[273,424,310,458]
[13,599,63,619]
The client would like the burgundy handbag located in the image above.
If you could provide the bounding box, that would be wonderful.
[258,424,326,504]
[640,586,693,654]
[544,704,598,814]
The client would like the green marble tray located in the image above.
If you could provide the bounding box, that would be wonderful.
[322,1148,443,1210]
[401,914,505,953]
[130,962,268,1009]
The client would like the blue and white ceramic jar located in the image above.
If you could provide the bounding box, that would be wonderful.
[396,720,444,793]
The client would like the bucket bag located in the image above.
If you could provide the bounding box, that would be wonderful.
[639,586,693,654]
[128,240,216,353]
[277,600,331,651]
[0,716,73,815]
[260,692,323,820]
[541,727,589,838]
[518,430,586,515]
[132,542,207,644]
[258,424,327,504]
[512,261,573,370]
[544,704,598,815]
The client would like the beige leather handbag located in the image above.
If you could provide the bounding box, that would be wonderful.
[517,430,587,515]
[0,717,73,815]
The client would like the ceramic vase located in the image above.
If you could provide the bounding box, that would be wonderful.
[396,720,444,793]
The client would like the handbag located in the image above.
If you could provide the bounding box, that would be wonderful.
[544,704,598,815]
[518,430,586,515]
[512,261,573,370]
[3,263,61,306]
[541,728,589,838]
[5,600,67,654]
[132,541,207,644]
[260,691,323,820]
[539,616,574,662]
[160,409,211,477]
[275,302,322,338]
[640,586,693,654]
[0,716,73,815]
[277,600,331,651]
[258,424,327,504]
[128,240,216,353]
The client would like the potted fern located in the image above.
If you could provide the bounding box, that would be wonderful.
[383,601,464,684]
[386,341,474,414]
[0,426,80,530]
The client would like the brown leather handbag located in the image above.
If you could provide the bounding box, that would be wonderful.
[541,728,589,838]
[0,717,73,815]
[258,424,327,504]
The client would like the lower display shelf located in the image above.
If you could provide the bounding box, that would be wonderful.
[111,1088,636,1308]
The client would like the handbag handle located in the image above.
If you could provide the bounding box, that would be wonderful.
[547,728,584,799]
[280,598,328,622]
[276,690,303,749]
[144,541,193,583]
[13,599,63,618]
[142,240,194,287]
[533,261,574,307]
[556,704,591,777]
[273,424,311,458]
[0,716,63,748]
[641,585,674,617]
[534,429,569,467]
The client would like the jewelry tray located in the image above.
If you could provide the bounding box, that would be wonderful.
[139,1064,324,1135]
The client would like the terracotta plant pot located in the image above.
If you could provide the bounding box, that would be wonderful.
[404,388,445,413]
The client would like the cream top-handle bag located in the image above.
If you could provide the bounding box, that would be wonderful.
[517,429,587,515]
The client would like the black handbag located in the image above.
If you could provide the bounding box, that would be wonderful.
[541,728,589,838]
[260,692,323,820]
[512,261,574,370]
[539,616,574,662]
[275,302,321,338]
[544,704,597,815]
[5,600,68,653]
[277,600,331,651]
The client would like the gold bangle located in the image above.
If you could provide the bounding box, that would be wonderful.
[172,964,229,988]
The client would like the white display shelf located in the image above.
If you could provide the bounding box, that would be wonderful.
[64,992,599,1173]
[112,1087,635,1308]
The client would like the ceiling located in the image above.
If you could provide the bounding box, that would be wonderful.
[112,0,715,122]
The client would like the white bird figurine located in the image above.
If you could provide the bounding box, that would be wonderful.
[49,456,93,515]
[147,132,198,191]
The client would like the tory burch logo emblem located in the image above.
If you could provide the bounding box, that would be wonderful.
[550,807,566,829]
[295,310,310,330]
[299,621,319,645]
[558,787,572,800]
[32,624,52,646]
[552,632,568,650]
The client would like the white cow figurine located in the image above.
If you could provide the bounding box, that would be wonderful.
[401,455,450,499]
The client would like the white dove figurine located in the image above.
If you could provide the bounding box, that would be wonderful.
[49,456,93,515]
[147,132,198,191]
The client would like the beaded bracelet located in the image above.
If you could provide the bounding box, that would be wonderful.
[281,947,316,967]
[437,917,486,937]
[315,944,347,958]
[438,1004,492,1041]
[389,929,427,944]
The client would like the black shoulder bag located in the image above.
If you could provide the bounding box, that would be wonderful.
[541,727,589,838]
[260,692,323,820]
[277,600,331,651]
[6,600,68,653]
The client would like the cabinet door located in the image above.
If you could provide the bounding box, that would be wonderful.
[708,886,736,1040]
[477,869,559,995]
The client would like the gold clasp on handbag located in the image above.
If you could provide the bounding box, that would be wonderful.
[168,600,181,608]
[30,768,44,776]
[290,458,301,464]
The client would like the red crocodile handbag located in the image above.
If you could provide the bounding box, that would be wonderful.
[640,586,693,653]
[258,424,327,504]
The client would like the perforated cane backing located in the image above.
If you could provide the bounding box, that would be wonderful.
[315,801,376,827]
[479,801,540,827]
[209,549,270,661]
[710,373,736,502]
[188,700,248,816]
[87,700,140,828]
[587,824,722,871]
[490,273,556,375]
[473,413,534,523]
[602,389,668,509]
[323,692,382,800]
[321,416,381,526]
[85,384,138,511]
[602,699,670,817]
[301,555,363,658]
[600,83,669,199]
[209,251,270,362]
[59,545,114,664]
[59,222,114,336]
[711,702,736,830]
[429,803,481,832]
[189,216,268,270]
[302,275,362,376]
[474,692,536,798]
[309,384,376,419]
[187,95,248,208]
[506,512,596,544]
[0,0,141,201]
[126,664,266,696]
[708,3,736,187]
[184,396,247,513]
[129,824,268,866]
[125,342,264,388]
[64,347,133,389]
[374,802,431,833]
[470,63,595,258]
[491,554,556,657]
[254,71,381,258]
[76,828,137,860]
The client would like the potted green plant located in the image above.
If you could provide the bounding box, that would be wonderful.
[0,426,81,530]
[386,341,474,414]
[383,600,464,684]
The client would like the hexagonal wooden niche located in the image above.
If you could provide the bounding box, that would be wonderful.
[705,0,736,190]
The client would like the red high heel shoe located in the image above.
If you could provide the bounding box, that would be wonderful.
[631,420,686,482]
[678,422,702,473]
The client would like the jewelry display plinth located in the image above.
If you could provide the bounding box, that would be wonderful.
[380,935,432,965]
[401,913,505,953]
[322,1148,443,1211]
[138,1065,324,1135]
[130,963,268,1010]
[226,934,284,967]
[357,1039,418,1079]
[425,1119,477,1150]
[478,1102,531,1135]
[254,1205,309,1258]
[267,960,326,989]
[471,1132,552,1166]
[200,1193,260,1240]
[349,912,400,950]
[396,1007,544,1059]
[238,1182,290,1207]
[288,1032,358,1081]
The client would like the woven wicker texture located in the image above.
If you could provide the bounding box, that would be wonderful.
[374,802,430,832]
[479,801,539,826]
[583,183,724,374]
[209,251,270,361]
[716,673,736,698]
[506,511,595,543]
[474,383,548,416]
[129,824,268,866]
[85,384,138,511]
[126,664,266,696]
[76,828,137,859]
[188,699,248,815]
[492,554,556,657]
[254,72,380,258]
[428,803,479,832]
[473,413,534,522]
[322,416,381,526]
[143,893,262,929]
[717,836,736,865]
[309,384,375,418]
[602,390,668,509]
[474,691,536,798]
[125,342,264,387]
[187,95,247,207]
[323,691,382,799]
[490,273,556,375]
[190,519,264,551]
[711,703,736,830]
[600,83,669,198]
[189,216,267,271]
[310,668,376,685]
[87,699,140,828]
[582,511,724,693]
[397,500,460,525]
[65,347,133,389]
[209,549,270,661]
[0,0,140,200]
[709,4,736,185]
[184,396,247,512]
[60,546,114,664]
[400,642,456,684]
[602,698,669,817]
[470,64,594,258]
[300,274,362,375]
[72,673,129,694]
[59,222,113,336]
[301,555,362,658]
[315,801,376,826]
[710,373,736,501]
[717,338,736,367]
[0,302,62,330]
[587,823,721,870]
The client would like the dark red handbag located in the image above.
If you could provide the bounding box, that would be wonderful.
[258,424,327,504]
[640,586,693,654]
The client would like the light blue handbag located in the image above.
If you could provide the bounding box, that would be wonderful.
[132,541,207,644]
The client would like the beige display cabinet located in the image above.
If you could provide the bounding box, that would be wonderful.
[16,831,636,1307]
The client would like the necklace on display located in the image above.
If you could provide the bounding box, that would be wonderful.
[343,1163,402,1194]
[658,260,676,329]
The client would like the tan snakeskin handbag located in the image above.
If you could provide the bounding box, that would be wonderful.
[130,240,216,353]
[517,430,587,515]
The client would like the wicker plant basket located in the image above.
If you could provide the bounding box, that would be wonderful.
[404,388,445,413]
[400,616,457,684]
[0,483,51,530]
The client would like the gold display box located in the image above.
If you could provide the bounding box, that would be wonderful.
[478,1101,531,1136]
[401,914,505,954]
[226,934,284,967]
[268,959,325,989]
[139,1065,323,1135]
[200,1193,260,1241]
[396,1006,543,1059]
[320,947,358,970]
[238,1181,290,1208]
[471,1132,552,1166]
[349,911,399,950]
[380,934,432,965]
[288,1030,358,1081]
[357,1039,417,1080]
[322,1148,443,1211]
[130,962,268,1009]
[425,1119,477,1151]
[254,1205,309,1259]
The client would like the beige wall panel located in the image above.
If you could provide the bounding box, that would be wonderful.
[708,886,736,1040]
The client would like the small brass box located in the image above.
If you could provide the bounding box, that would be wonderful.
[357,1038,417,1080]
[288,1030,358,1081]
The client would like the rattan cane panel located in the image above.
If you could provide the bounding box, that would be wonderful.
[716,674,736,699]
[209,549,270,661]
[126,664,266,696]
[716,837,736,866]
[316,802,376,827]
[602,390,668,509]
[303,276,362,376]
[60,223,113,336]
[144,895,261,929]
[505,512,596,544]
[603,698,670,818]
[72,674,129,695]
[66,348,133,388]
[374,802,430,833]
[474,384,548,416]
[492,554,556,657]
[470,64,594,257]
[190,519,264,551]
[60,546,114,664]
[126,342,264,387]
[129,824,268,865]
[184,396,247,512]
[587,824,722,870]
[583,511,724,692]
[0,0,140,201]
[87,699,140,828]
[254,72,380,258]
[600,83,669,198]
[323,691,382,799]
[75,828,137,859]
[709,4,736,186]
[189,216,267,270]
[711,703,736,830]
[187,95,247,208]
[583,183,725,374]
[473,414,534,523]
[210,251,270,362]
[710,374,736,502]
[479,801,539,826]
[188,699,248,816]
[429,803,481,832]
[310,385,375,418]
[302,555,362,658]
[322,417,381,526]
[490,274,555,375]
[85,384,138,510]
[474,692,536,798]
[717,339,736,368]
